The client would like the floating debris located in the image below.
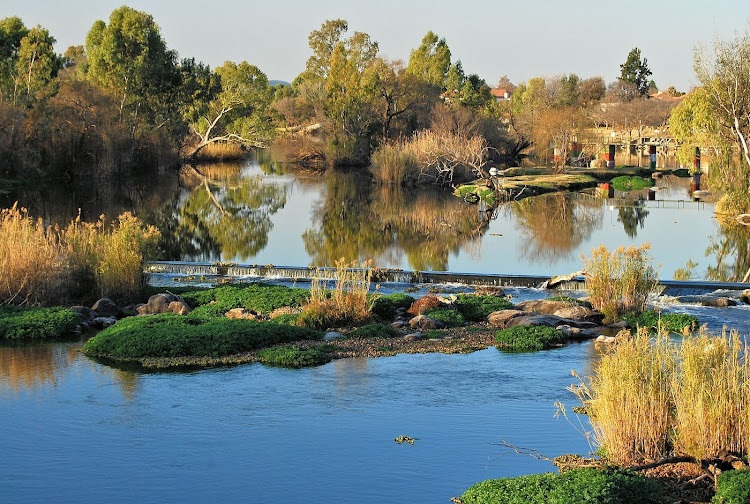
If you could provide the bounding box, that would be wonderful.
[394,435,417,445]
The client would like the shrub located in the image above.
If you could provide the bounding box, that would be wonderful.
[255,344,332,368]
[0,306,79,340]
[495,326,567,352]
[370,142,420,185]
[583,244,659,323]
[713,469,750,503]
[266,313,300,326]
[349,323,397,339]
[186,283,310,317]
[455,293,513,321]
[82,314,323,360]
[460,468,660,504]
[623,310,698,334]
[610,175,653,192]
[423,308,465,327]
[370,293,415,320]
[407,295,443,315]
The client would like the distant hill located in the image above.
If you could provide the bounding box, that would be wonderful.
[269,80,291,87]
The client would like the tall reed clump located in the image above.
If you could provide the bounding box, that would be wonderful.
[582,244,659,322]
[370,141,419,185]
[298,259,373,330]
[672,330,749,460]
[61,212,160,303]
[570,329,674,465]
[0,204,65,305]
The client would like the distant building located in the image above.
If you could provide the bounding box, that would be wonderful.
[491,88,512,101]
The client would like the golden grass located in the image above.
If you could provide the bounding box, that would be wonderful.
[0,204,159,306]
[299,259,373,329]
[583,244,659,323]
[370,142,419,185]
[192,142,245,161]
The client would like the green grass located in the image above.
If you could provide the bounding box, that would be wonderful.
[349,323,397,339]
[82,314,322,360]
[423,308,465,327]
[255,344,332,368]
[370,293,415,320]
[0,306,79,340]
[461,468,660,504]
[183,283,310,317]
[622,310,698,334]
[610,175,654,191]
[495,326,567,352]
[455,293,513,321]
[713,469,750,503]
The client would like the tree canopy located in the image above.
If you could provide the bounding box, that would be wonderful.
[619,47,652,96]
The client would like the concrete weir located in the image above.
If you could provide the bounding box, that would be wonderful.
[144,261,750,295]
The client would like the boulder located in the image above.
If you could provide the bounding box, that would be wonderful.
[324,331,345,341]
[137,293,191,315]
[553,305,605,324]
[91,298,122,319]
[225,308,258,320]
[515,299,574,315]
[487,309,525,328]
[402,332,423,342]
[506,314,570,328]
[408,315,446,330]
[90,316,118,329]
[390,320,409,330]
[596,335,618,344]
[69,305,96,322]
[269,306,301,319]
[741,289,750,305]
[557,324,602,340]
[700,297,737,308]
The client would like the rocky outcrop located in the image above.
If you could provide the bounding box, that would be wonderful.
[487,309,525,328]
[136,293,191,315]
[91,298,123,319]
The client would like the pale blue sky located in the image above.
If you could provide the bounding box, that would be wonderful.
[6,0,749,90]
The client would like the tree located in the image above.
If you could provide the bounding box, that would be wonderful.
[0,17,28,103]
[15,25,60,106]
[304,19,349,80]
[579,76,606,105]
[186,61,274,158]
[406,31,451,88]
[619,47,652,96]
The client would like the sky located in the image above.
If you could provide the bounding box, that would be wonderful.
[6,0,749,91]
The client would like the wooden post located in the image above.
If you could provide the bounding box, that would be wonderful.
[649,145,657,170]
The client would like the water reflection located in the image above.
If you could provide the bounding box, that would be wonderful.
[616,200,649,238]
[0,345,76,394]
[507,193,603,265]
[302,172,488,270]
[703,218,750,282]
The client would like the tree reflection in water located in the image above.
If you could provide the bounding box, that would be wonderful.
[703,217,750,282]
[150,163,287,261]
[616,200,649,238]
[303,172,488,270]
[509,193,603,265]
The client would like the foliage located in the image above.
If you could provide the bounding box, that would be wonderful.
[406,31,451,88]
[455,293,513,321]
[622,310,698,334]
[453,184,497,206]
[255,344,332,368]
[423,307,465,327]
[369,293,415,320]
[460,468,660,504]
[183,283,310,317]
[495,326,567,352]
[0,305,78,340]
[349,323,397,339]
[82,314,323,360]
[619,47,652,97]
[713,469,750,504]
[582,244,659,323]
[610,175,653,192]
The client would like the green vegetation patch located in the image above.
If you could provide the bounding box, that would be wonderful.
[0,306,79,341]
[610,175,654,192]
[623,310,698,334]
[499,174,597,193]
[454,184,497,206]
[255,344,332,368]
[82,314,322,360]
[455,293,513,321]
[370,293,415,320]
[713,469,750,503]
[349,323,397,339]
[183,283,310,317]
[460,468,661,504]
[495,325,567,352]
[423,308,465,327]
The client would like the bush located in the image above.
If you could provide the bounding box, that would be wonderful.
[370,293,415,320]
[610,175,653,192]
[82,314,323,360]
[623,310,698,334]
[423,308,465,327]
[455,293,513,321]
[407,295,443,315]
[460,468,660,504]
[713,469,750,503]
[349,323,397,339]
[186,283,310,317]
[495,326,566,352]
[583,244,658,323]
[0,306,79,340]
[255,344,332,368]
[370,142,420,185]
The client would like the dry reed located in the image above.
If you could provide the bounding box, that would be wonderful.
[299,259,373,329]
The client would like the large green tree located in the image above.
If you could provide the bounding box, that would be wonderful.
[0,17,28,103]
[619,47,652,96]
[15,25,60,106]
[406,31,451,88]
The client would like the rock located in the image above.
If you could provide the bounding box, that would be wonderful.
[543,271,585,289]
[402,332,422,342]
[91,298,122,319]
[407,296,444,315]
[137,293,191,315]
[390,320,409,330]
[700,297,737,308]
[69,305,95,322]
[741,289,750,305]
[269,306,301,319]
[596,335,617,344]
[506,314,570,328]
[90,316,118,329]
[324,331,345,341]
[553,305,605,324]
[515,299,574,315]
[487,309,524,328]
[225,308,258,320]
[692,190,711,200]
[557,324,602,339]
[474,286,506,297]
[408,315,446,330]
[609,320,630,330]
